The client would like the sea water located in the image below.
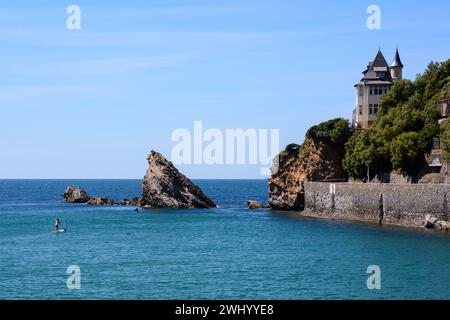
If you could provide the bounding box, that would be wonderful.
[0,179,449,299]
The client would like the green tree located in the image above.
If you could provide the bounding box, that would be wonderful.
[390,132,422,175]
[378,79,415,116]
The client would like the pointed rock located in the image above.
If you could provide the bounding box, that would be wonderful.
[141,151,217,208]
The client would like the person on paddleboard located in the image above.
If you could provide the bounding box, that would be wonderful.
[55,218,61,232]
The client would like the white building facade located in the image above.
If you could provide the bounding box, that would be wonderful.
[352,49,404,129]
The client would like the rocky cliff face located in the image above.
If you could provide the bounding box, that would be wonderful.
[269,137,347,210]
[141,151,217,208]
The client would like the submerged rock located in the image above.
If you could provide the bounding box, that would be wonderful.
[63,186,90,203]
[247,200,268,209]
[141,150,217,208]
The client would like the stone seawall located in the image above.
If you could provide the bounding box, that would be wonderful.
[303,182,450,228]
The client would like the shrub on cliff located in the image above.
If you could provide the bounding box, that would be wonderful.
[306,118,353,144]
[344,59,449,179]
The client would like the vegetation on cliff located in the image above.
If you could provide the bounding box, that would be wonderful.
[344,59,450,179]
[306,118,353,144]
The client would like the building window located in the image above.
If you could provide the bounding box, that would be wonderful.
[368,86,387,95]
[359,86,364,96]
[376,71,385,77]
[369,104,379,114]
[359,105,362,115]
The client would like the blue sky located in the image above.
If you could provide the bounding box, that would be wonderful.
[0,0,449,179]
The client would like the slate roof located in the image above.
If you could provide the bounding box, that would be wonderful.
[358,49,393,85]
[391,48,404,68]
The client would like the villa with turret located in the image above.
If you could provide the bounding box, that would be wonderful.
[352,48,404,129]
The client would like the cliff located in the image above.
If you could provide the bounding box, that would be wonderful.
[141,151,217,208]
[269,118,351,210]
[269,138,347,210]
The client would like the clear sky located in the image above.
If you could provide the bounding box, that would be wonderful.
[1,0,449,179]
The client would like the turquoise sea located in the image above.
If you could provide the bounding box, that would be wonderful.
[0,179,449,299]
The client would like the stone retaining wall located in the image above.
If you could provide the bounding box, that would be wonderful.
[303,182,449,227]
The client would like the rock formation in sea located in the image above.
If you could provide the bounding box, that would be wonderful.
[247,200,269,209]
[63,151,216,209]
[86,197,141,206]
[86,197,116,206]
[269,124,349,210]
[64,187,141,206]
[63,186,91,203]
[140,150,217,208]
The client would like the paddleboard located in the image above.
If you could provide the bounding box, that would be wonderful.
[53,229,66,234]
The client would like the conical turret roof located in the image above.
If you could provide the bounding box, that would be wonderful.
[391,48,404,68]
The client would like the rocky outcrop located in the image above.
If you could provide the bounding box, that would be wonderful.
[63,186,90,203]
[141,151,217,208]
[86,197,116,206]
[269,137,347,210]
[424,214,449,231]
[64,186,141,206]
[86,197,142,206]
[63,151,215,209]
[247,200,269,209]
[120,197,142,206]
